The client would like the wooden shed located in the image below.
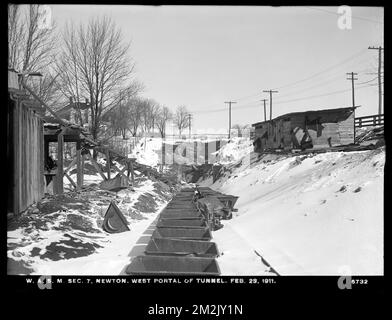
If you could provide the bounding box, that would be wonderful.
[252,107,356,152]
[7,69,45,215]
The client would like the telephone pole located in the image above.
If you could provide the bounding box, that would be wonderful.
[263,90,278,120]
[224,101,237,139]
[188,113,192,139]
[346,72,358,108]
[369,46,384,115]
[260,99,268,122]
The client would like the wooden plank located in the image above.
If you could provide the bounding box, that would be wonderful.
[85,153,107,180]
[112,164,131,185]
[81,154,85,185]
[64,172,77,189]
[76,141,83,190]
[355,114,384,120]
[105,149,111,180]
[129,159,135,186]
[204,142,208,164]
[13,99,19,214]
[63,157,77,175]
[161,142,166,165]
[55,132,64,194]
[28,113,33,206]
[40,121,45,199]
[22,82,67,125]
[21,107,26,211]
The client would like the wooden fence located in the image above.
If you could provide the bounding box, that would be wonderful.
[355,114,384,128]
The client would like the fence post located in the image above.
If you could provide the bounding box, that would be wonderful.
[128,159,135,186]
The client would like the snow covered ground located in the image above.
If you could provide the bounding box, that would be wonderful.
[201,147,384,275]
[8,135,384,276]
[128,138,165,168]
[7,177,172,275]
[213,137,254,165]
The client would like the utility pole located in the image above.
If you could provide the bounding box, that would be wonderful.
[346,72,358,108]
[224,101,237,139]
[260,99,268,122]
[369,46,384,115]
[263,90,278,120]
[188,113,192,139]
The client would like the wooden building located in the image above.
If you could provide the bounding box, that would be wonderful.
[43,118,90,194]
[7,69,45,215]
[43,117,136,194]
[252,107,356,152]
[56,97,91,126]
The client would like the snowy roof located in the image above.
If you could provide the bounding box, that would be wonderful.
[252,106,356,127]
[57,101,91,116]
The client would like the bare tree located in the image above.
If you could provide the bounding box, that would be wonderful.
[8,5,59,107]
[8,5,24,70]
[174,105,190,137]
[55,16,139,147]
[8,4,56,72]
[156,105,172,138]
[140,99,160,135]
[148,101,160,134]
[127,97,144,137]
[104,100,131,139]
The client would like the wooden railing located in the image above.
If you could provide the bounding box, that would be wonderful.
[355,114,384,128]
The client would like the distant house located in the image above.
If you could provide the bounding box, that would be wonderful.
[252,107,356,152]
[57,97,91,126]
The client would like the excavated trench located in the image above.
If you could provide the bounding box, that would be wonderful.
[125,187,239,275]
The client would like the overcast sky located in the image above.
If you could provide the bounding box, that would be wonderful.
[50,5,383,134]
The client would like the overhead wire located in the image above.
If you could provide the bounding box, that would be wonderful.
[191,48,370,112]
[195,82,379,114]
[305,6,384,25]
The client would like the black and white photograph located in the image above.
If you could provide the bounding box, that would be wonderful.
[6,4,384,293]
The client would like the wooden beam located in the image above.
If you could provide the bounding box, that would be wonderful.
[76,141,83,190]
[81,154,85,186]
[13,98,20,214]
[105,149,111,180]
[129,159,135,186]
[21,81,67,125]
[44,139,49,167]
[115,164,127,175]
[64,172,77,189]
[112,164,131,185]
[54,132,64,194]
[85,152,107,180]
[64,157,77,175]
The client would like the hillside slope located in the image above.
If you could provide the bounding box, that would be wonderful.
[201,146,384,275]
[8,178,173,275]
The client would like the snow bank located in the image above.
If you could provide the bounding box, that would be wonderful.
[214,137,254,164]
[204,148,384,275]
[8,178,173,275]
[128,138,167,168]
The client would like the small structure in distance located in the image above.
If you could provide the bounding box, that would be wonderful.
[252,106,356,152]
